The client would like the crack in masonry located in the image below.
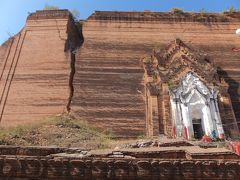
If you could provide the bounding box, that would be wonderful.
[32,17,65,41]
[65,17,84,113]
[55,16,77,112]
[55,18,66,41]
[66,51,76,112]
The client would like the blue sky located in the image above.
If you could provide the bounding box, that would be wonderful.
[0,0,240,45]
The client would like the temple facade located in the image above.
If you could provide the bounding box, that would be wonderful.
[0,10,240,138]
[143,39,239,139]
[170,72,224,139]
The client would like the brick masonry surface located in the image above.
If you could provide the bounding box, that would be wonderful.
[0,146,238,179]
[72,11,240,136]
[0,10,80,127]
[0,10,240,137]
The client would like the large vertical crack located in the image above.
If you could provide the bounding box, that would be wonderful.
[65,14,84,113]
[66,51,76,112]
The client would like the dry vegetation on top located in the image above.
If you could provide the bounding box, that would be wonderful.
[0,115,231,152]
[0,115,113,149]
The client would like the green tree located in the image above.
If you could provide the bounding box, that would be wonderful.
[229,6,236,13]
[228,6,240,13]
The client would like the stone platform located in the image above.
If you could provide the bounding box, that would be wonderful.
[0,145,238,179]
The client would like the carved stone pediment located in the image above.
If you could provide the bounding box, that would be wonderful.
[143,39,220,90]
[143,39,239,139]
[170,72,218,104]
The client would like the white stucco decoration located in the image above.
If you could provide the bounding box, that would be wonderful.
[170,72,224,139]
[236,28,240,36]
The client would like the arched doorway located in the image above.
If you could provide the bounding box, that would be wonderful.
[170,72,224,140]
[188,91,209,139]
[143,38,239,138]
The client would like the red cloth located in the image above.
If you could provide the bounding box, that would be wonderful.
[184,127,188,140]
[220,133,225,139]
[201,135,212,142]
[172,127,176,138]
[230,142,240,156]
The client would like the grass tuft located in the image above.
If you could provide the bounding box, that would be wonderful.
[0,115,114,149]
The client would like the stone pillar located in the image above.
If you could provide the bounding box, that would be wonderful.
[217,81,239,138]
[218,92,239,138]
[176,99,184,137]
[181,103,191,139]
[146,90,159,137]
[157,94,164,134]
[170,97,176,138]
[202,105,214,136]
[162,84,172,136]
[169,93,183,138]
[208,91,224,138]
[146,90,152,137]
[152,96,160,136]
[214,100,224,138]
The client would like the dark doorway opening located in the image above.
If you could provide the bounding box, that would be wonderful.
[192,119,204,139]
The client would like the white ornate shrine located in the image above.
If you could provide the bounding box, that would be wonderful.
[169,72,224,139]
[143,39,239,139]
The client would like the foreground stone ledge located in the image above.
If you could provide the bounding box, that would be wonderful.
[0,146,238,179]
[0,157,239,179]
[0,145,67,156]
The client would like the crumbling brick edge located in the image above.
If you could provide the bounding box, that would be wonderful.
[0,157,239,179]
[0,146,238,179]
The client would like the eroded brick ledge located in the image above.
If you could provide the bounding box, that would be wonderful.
[27,9,71,20]
[0,146,239,179]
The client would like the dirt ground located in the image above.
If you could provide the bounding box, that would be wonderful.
[0,115,234,156]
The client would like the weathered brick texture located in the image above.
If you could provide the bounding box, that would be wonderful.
[0,10,80,127]
[0,146,238,179]
[72,11,240,136]
[1,10,240,137]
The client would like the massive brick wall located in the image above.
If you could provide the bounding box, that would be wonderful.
[72,11,240,136]
[0,10,80,127]
[72,24,147,136]
[1,10,240,137]
[0,40,11,67]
